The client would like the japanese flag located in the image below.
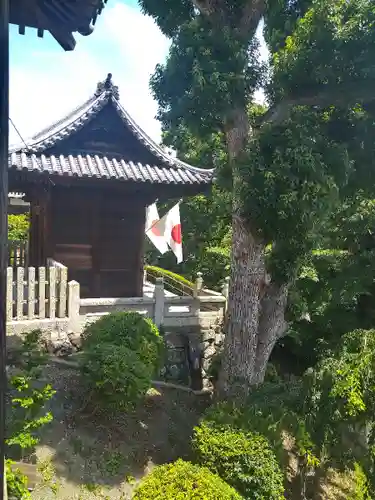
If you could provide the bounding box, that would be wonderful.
[153,202,183,264]
[145,203,169,254]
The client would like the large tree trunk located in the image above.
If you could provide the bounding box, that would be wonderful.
[217,108,289,398]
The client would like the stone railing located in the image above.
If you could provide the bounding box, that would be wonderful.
[80,277,227,331]
[6,264,79,337]
[6,267,228,390]
[6,268,227,335]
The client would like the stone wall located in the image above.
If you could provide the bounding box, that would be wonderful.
[27,312,225,390]
[199,313,225,389]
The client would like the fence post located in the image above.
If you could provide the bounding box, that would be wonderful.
[38,267,46,319]
[27,267,35,320]
[153,277,165,327]
[6,267,13,321]
[194,272,203,298]
[16,267,24,320]
[68,280,80,333]
[48,267,56,319]
[58,266,68,318]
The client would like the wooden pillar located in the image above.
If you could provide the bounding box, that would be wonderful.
[91,190,101,297]
[0,0,8,495]
[137,204,147,296]
[28,186,50,267]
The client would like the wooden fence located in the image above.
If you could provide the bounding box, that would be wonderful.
[6,265,68,321]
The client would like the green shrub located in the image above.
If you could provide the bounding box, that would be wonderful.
[353,462,372,500]
[132,459,243,499]
[192,422,284,500]
[6,330,55,458]
[80,312,163,410]
[6,460,30,499]
[145,265,194,290]
[8,214,29,242]
[201,382,311,466]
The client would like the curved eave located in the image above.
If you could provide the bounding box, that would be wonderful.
[8,152,214,187]
[10,91,215,177]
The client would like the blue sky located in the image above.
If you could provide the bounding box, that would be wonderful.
[9,0,267,147]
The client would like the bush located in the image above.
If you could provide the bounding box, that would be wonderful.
[192,422,284,500]
[5,460,30,499]
[6,330,55,458]
[80,312,163,410]
[8,214,29,242]
[132,459,243,499]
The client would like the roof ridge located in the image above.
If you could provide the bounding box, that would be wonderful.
[113,99,214,175]
[9,74,215,175]
[31,94,99,141]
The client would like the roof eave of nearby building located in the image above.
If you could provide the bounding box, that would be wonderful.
[10,0,110,51]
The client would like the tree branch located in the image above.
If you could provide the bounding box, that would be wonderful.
[239,0,265,37]
[257,81,375,127]
[190,0,216,16]
[251,282,289,385]
[192,0,265,36]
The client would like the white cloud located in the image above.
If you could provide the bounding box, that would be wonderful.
[9,2,170,145]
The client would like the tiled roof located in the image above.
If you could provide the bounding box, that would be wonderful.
[9,74,215,185]
[9,152,213,186]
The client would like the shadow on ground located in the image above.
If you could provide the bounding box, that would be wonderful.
[32,363,209,498]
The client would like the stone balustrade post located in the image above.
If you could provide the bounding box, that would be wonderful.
[194,271,203,298]
[222,276,230,299]
[68,280,80,333]
[154,277,165,327]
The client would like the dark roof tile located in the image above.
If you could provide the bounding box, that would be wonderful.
[9,152,212,186]
[9,74,214,187]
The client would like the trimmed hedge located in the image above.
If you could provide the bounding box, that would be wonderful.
[133,459,243,499]
[80,312,163,410]
[145,265,194,288]
[192,422,284,500]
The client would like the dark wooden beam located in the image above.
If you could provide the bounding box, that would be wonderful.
[0,0,8,497]
[9,0,109,51]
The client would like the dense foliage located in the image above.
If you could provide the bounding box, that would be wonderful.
[141,0,375,393]
[274,195,375,373]
[201,328,375,496]
[80,312,163,410]
[193,421,284,499]
[5,460,30,500]
[8,214,29,242]
[132,459,243,499]
[6,330,55,459]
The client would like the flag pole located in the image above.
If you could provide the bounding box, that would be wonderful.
[0,0,9,497]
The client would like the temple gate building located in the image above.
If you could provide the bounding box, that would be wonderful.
[8,74,213,298]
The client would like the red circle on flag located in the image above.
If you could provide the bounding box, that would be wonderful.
[151,220,161,236]
[171,224,182,244]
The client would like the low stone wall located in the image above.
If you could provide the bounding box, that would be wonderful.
[6,273,227,389]
[22,313,225,390]
[199,313,225,388]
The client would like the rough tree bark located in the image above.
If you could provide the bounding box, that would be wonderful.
[217,106,289,397]
[191,0,289,397]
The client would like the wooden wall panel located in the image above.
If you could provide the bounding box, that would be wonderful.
[48,186,147,298]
